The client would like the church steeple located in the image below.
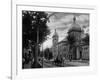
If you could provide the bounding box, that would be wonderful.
[73,16,76,23]
[55,29,56,32]
[52,29,59,60]
[54,29,57,35]
[53,29,58,38]
[52,29,58,46]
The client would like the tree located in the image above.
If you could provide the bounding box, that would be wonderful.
[82,33,89,45]
[22,11,50,68]
[48,51,53,60]
[22,11,50,47]
[44,48,49,60]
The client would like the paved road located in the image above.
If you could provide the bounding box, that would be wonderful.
[23,60,89,69]
[43,60,57,68]
[43,60,89,67]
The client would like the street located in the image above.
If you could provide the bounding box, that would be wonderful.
[43,59,89,68]
[23,58,89,69]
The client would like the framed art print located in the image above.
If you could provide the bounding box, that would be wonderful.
[11,0,97,80]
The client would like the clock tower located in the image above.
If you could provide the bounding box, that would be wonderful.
[52,29,59,60]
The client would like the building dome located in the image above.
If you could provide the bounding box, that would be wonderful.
[68,16,82,33]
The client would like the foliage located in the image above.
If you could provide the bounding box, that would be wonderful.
[22,11,50,48]
[44,48,53,60]
[82,33,89,45]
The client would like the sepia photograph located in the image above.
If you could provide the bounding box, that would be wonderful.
[22,11,89,69]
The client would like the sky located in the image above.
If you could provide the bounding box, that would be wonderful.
[40,12,89,50]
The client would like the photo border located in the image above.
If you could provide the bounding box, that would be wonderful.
[11,1,97,80]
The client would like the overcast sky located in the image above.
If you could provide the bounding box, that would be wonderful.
[40,12,89,50]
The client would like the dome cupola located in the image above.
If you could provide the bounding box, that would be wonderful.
[68,16,82,33]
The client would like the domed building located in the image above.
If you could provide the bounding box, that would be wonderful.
[51,16,89,61]
[67,16,89,60]
[68,16,84,41]
[67,16,84,60]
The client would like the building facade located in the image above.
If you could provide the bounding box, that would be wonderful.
[52,16,89,61]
